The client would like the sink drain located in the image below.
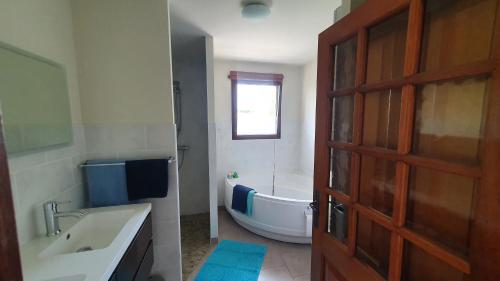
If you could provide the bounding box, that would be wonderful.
[75,246,93,253]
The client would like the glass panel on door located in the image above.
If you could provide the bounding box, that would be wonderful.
[420,0,498,72]
[406,166,476,256]
[327,195,349,244]
[356,215,391,279]
[403,241,467,281]
[366,11,408,84]
[331,95,354,143]
[333,37,357,90]
[363,89,403,149]
[413,78,488,165]
[359,155,396,217]
[329,149,352,195]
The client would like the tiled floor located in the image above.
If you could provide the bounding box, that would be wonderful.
[186,207,311,281]
[180,213,211,280]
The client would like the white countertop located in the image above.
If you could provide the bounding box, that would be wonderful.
[21,203,152,281]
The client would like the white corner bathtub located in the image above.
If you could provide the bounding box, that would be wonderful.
[225,173,313,244]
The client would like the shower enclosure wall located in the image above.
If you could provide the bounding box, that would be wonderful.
[172,36,210,216]
[173,81,189,170]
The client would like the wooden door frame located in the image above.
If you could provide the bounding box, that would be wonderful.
[312,0,500,280]
[0,116,23,281]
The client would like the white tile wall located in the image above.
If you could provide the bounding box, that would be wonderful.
[0,0,88,246]
[9,126,87,245]
[299,60,317,177]
[83,123,182,281]
[214,59,304,205]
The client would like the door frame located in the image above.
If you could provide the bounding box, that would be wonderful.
[0,115,23,281]
[312,0,500,280]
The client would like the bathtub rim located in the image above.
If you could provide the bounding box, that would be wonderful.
[225,176,313,203]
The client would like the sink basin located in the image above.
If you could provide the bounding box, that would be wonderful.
[40,209,134,258]
[22,203,151,281]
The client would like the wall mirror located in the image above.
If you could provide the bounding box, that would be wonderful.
[0,43,72,154]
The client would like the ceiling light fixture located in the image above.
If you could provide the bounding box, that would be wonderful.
[241,3,271,20]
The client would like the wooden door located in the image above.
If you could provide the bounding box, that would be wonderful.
[0,115,23,281]
[312,0,500,280]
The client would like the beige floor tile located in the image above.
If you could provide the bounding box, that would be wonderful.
[262,243,286,269]
[281,246,311,277]
[259,266,295,281]
[188,208,312,280]
[293,274,310,281]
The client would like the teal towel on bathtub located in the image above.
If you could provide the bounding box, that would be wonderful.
[246,190,256,216]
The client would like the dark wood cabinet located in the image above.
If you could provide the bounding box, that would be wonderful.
[111,213,153,281]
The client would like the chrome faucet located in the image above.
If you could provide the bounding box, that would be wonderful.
[43,201,87,236]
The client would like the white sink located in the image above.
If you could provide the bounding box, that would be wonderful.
[39,209,135,258]
[22,203,151,281]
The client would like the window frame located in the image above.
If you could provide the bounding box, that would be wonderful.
[229,71,284,140]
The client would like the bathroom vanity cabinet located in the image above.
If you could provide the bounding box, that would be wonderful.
[110,214,153,281]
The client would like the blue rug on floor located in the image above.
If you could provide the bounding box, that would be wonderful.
[195,240,267,281]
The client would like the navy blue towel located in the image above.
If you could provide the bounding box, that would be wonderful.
[125,159,169,200]
[232,185,253,213]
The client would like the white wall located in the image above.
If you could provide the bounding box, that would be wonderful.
[72,0,182,280]
[0,0,87,245]
[334,0,366,22]
[214,59,303,205]
[171,35,210,216]
[300,59,317,177]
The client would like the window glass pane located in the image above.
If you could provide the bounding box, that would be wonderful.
[334,37,357,90]
[413,78,488,165]
[420,0,497,72]
[356,215,391,279]
[329,149,351,195]
[236,83,279,136]
[327,195,349,244]
[366,11,408,84]
[403,242,467,281]
[331,95,354,142]
[363,89,402,149]
[406,167,476,256]
[359,155,396,217]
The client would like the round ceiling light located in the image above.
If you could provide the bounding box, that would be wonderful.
[242,3,271,20]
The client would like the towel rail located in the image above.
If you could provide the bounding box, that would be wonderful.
[80,156,176,168]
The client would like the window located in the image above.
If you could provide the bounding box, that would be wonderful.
[229,71,284,140]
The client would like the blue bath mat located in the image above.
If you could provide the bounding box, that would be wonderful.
[195,240,267,281]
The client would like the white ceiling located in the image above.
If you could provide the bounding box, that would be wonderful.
[170,0,341,65]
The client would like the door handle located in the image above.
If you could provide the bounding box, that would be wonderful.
[309,200,319,211]
[310,189,320,228]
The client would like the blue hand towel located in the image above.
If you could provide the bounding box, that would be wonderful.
[246,190,256,216]
[83,160,129,207]
[232,185,253,213]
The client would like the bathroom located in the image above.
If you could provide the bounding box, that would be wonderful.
[1,0,327,279]
[2,0,500,281]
